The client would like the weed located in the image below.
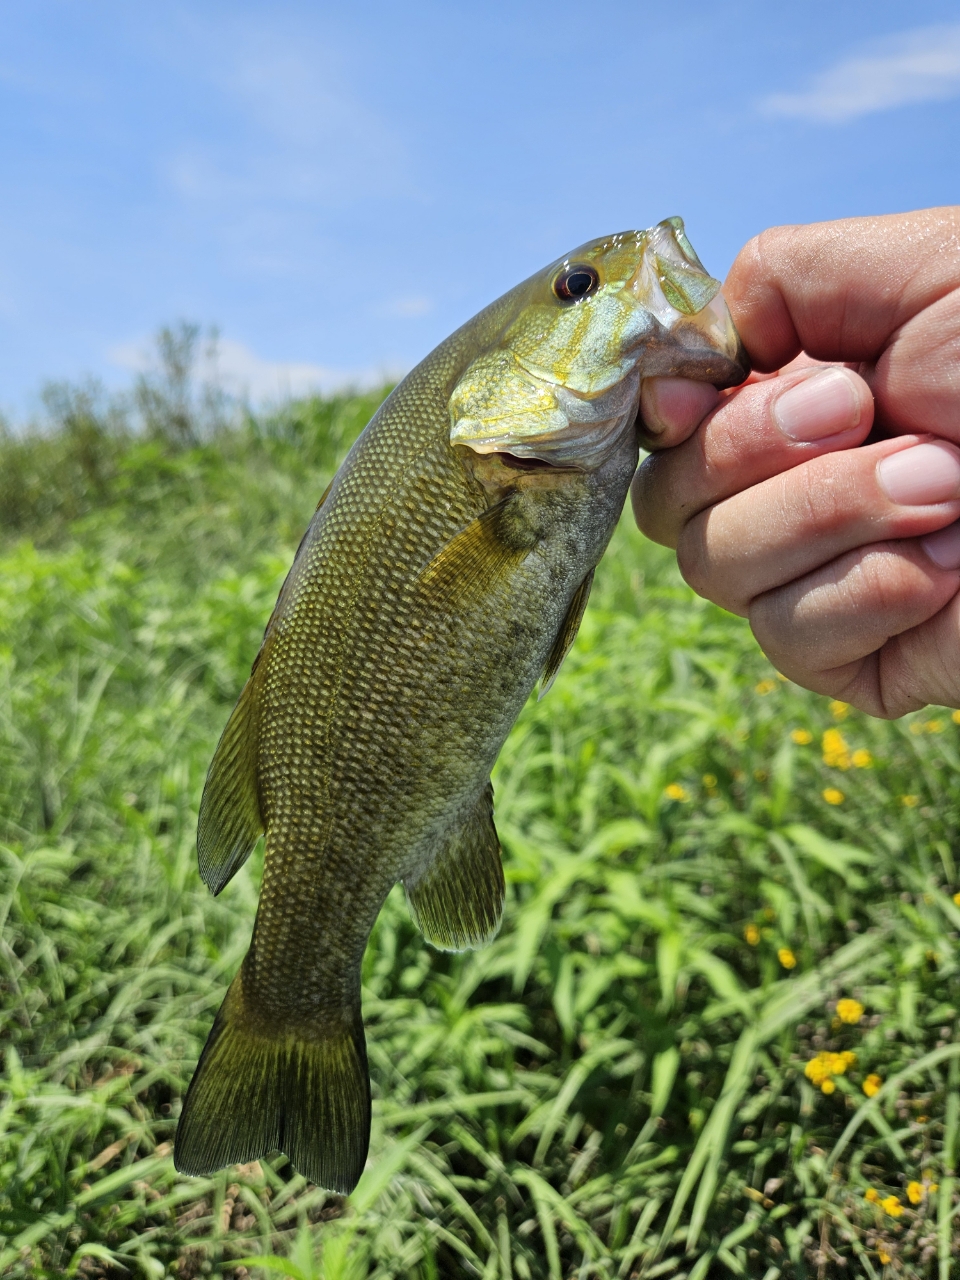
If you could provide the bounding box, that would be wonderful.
[1,366,959,1278]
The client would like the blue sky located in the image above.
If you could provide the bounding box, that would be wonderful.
[1,1,959,416]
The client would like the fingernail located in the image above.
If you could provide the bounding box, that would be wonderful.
[922,522,960,570]
[773,368,861,442]
[641,377,718,436]
[878,443,960,506]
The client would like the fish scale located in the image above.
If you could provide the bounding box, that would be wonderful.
[175,218,748,1191]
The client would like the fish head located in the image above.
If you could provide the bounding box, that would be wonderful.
[450,217,748,468]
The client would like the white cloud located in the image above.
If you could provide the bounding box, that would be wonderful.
[762,23,960,122]
[109,335,403,404]
[160,21,415,210]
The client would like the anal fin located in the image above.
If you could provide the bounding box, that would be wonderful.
[539,567,594,699]
[405,783,504,951]
[418,496,531,610]
[197,677,263,895]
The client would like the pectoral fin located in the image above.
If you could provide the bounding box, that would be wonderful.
[539,568,594,699]
[197,677,264,896]
[405,783,504,951]
[418,496,530,610]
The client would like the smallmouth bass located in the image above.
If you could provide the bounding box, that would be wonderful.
[175,218,747,1191]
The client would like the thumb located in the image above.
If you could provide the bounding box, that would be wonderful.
[638,377,719,450]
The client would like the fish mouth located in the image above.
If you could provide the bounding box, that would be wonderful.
[625,218,750,389]
[490,451,580,473]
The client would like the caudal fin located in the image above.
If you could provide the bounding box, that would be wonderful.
[174,973,370,1193]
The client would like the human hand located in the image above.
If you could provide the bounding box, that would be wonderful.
[631,207,960,717]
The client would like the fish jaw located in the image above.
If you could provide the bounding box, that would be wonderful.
[624,218,748,389]
[449,217,748,468]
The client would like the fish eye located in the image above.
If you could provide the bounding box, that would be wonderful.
[553,264,600,302]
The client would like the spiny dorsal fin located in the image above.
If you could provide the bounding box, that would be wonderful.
[198,474,334,892]
[250,478,334,677]
[405,782,504,951]
[197,677,263,896]
[314,478,333,513]
[539,567,594,699]
[418,496,530,610]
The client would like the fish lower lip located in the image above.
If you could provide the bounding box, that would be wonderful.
[492,452,575,473]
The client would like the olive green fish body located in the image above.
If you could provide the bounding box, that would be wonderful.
[245,348,638,1010]
[175,221,748,1191]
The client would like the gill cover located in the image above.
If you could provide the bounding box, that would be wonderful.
[450,217,747,468]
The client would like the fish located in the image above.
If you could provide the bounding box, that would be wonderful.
[174,217,748,1192]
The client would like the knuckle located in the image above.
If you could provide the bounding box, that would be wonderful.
[630,456,671,544]
[675,521,709,596]
[748,587,794,660]
[675,515,740,611]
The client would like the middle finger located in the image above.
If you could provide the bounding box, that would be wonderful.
[676,436,960,616]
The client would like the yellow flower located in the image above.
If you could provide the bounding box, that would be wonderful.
[851,749,873,768]
[664,783,688,801]
[805,1053,832,1086]
[899,794,919,808]
[910,721,924,735]
[836,998,864,1024]
[952,709,960,725]
[880,1195,903,1217]
[823,788,845,805]
[755,678,777,694]
[953,891,960,906]
[822,728,851,769]
[744,923,760,946]
[830,700,849,719]
[878,1249,891,1265]
[778,947,796,969]
[805,1051,856,1088]
[926,719,944,733]
[864,1187,881,1203]
[820,1077,836,1094]
[907,1181,924,1204]
[791,728,813,745]
[702,773,717,788]
[863,1074,882,1098]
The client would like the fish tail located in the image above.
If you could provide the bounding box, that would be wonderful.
[174,970,370,1193]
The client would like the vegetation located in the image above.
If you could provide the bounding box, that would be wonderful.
[1,334,960,1277]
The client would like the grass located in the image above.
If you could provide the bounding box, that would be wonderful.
[1,355,960,1278]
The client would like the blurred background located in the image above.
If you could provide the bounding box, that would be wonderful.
[1,0,959,416]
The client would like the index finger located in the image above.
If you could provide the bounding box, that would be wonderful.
[725,207,960,371]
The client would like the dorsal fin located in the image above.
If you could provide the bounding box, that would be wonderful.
[539,567,594,699]
[197,676,264,895]
[250,477,334,677]
[196,479,336,891]
[404,783,504,951]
